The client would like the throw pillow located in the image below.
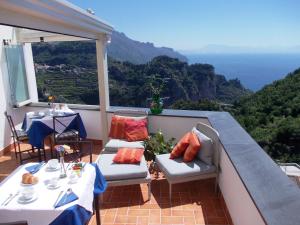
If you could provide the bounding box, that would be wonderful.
[192,127,213,165]
[113,148,144,164]
[109,115,127,139]
[183,132,201,162]
[170,132,191,159]
[124,119,149,141]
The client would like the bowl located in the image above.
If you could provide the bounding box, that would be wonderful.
[48,159,59,169]
[20,187,35,200]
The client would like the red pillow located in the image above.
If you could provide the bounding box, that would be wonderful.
[124,119,148,141]
[113,148,144,164]
[109,115,127,139]
[170,132,191,159]
[183,132,201,162]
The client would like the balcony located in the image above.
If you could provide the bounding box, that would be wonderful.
[0,1,300,225]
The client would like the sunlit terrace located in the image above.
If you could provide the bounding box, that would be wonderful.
[0,1,300,225]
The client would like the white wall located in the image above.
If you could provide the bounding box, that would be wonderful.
[218,146,265,225]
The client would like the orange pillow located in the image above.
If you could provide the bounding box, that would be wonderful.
[113,148,144,164]
[109,115,127,139]
[170,132,191,159]
[124,119,148,141]
[183,132,201,162]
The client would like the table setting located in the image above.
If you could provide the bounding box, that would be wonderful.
[0,146,107,225]
[21,106,87,148]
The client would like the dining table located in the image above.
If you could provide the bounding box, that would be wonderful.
[21,108,87,149]
[0,162,106,225]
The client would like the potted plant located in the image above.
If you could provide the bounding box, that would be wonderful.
[143,130,175,175]
[143,130,175,161]
[149,77,164,115]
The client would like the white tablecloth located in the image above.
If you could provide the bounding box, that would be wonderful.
[0,163,96,225]
[25,108,75,133]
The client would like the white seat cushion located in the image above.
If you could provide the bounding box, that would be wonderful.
[156,153,216,181]
[104,139,144,153]
[97,154,148,181]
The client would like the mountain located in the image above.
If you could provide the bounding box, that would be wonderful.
[108,31,187,64]
[34,55,250,107]
[233,68,300,163]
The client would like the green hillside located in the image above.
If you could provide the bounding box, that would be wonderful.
[233,69,300,163]
[35,55,250,107]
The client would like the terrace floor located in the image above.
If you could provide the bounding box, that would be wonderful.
[0,141,233,225]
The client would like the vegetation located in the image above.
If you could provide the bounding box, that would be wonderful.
[232,69,300,163]
[170,69,300,163]
[143,131,175,161]
[33,41,250,106]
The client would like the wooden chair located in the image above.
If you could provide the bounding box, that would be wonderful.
[50,113,80,158]
[4,112,45,164]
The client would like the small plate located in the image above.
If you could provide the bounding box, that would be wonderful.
[17,193,38,204]
[45,165,60,172]
[47,183,60,190]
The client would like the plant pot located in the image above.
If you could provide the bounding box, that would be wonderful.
[150,98,163,115]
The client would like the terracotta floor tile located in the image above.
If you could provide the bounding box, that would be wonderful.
[128,209,150,216]
[161,216,184,224]
[103,214,116,224]
[117,207,128,215]
[172,209,194,216]
[137,216,149,224]
[149,215,161,224]
[114,215,137,224]
[184,216,196,225]
[161,208,171,216]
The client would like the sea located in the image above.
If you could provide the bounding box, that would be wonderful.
[186,53,300,91]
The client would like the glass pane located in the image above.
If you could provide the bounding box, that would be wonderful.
[5,44,29,104]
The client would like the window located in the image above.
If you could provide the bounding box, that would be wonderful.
[32,40,99,105]
[4,44,30,107]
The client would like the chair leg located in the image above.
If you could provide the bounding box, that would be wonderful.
[169,183,172,201]
[147,182,151,201]
[43,148,46,161]
[94,195,101,225]
[13,141,18,159]
[17,142,23,165]
[37,148,42,162]
[49,137,54,159]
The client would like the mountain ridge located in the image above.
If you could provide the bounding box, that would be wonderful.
[108,31,188,64]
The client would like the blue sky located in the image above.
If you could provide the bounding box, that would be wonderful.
[69,0,300,52]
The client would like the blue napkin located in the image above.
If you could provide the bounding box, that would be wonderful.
[25,162,45,174]
[55,191,78,208]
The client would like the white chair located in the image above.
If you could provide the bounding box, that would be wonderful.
[98,109,151,200]
[155,122,220,200]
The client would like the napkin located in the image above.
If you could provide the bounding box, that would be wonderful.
[54,191,78,208]
[25,162,45,174]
